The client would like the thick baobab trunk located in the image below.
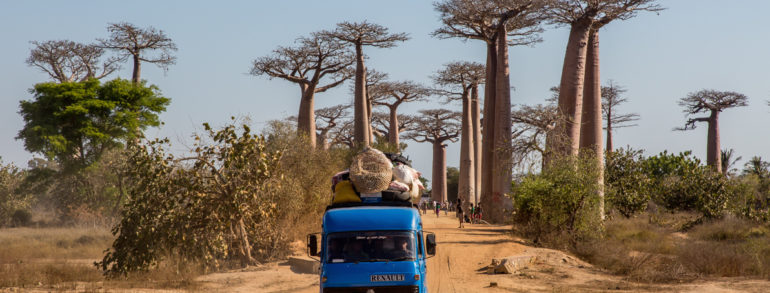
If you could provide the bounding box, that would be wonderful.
[707,110,721,173]
[480,41,497,222]
[353,44,371,147]
[388,107,400,147]
[471,85,482,206]
[579,29,605,220]
[297,85,317,148]
[131,54,141,84]
[431,143,448,203]
[489,29,513,223]
[458,89,475,211]
[549,21,592,161]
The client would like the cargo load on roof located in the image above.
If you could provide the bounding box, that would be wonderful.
[330,148,425,205]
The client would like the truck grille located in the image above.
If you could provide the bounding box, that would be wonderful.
[323,285,420,293]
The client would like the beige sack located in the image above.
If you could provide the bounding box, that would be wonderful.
[349,148,393,194]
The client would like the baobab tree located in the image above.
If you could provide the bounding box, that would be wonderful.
[370,112,417,145]
[676,89,748,173]
[546,0,662,160]
[27,40,119,83]
[315,104,351,150]
[370,81,432,147]
[98,23,177,84]
[547,0,661,221]
[433,0,546,223]
[602,81,639,153]
[251,32,354,148]
[403,109,461,203]
[433,61,485,208]
[325,21,409,147]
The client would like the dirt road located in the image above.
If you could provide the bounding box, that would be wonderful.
[198,212,770,292]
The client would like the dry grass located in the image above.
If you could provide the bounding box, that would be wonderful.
[576,213,770,283]
[0,226,202,290]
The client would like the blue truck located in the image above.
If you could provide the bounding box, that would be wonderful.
[307,202,436,293]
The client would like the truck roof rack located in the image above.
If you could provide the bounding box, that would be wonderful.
[326,201,417,211]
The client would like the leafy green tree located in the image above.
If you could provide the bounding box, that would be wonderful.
[604,147,650,218]
[17,79,169,170]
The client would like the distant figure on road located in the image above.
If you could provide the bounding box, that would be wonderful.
[435,202,440,217]
[456,198,464,228]
[421,202,427,214]
[475,203,483,223]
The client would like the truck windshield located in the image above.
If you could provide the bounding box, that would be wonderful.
[326,231,416,263]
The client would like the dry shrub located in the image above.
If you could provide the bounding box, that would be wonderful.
[0,227,110,288]
[575,215,693,283]
[681,217,770,277]
[577,213,770,282]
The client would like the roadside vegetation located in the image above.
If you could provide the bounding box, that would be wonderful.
[511,147,770,282]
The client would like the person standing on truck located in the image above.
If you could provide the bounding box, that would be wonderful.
[456,198,464,228]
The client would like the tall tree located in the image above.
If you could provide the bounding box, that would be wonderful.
[403,109,461,203]
[27,40,119,83]
[325,21,409,147]
[471,81,482,204]
[434,0,545,223]
[17,79,169,170]
[433,61,485,208]
[251,32,354,148]
[98,23,177,84]
[676,89,748,173]
[546,0,662,159]
[370,81,432,147]
[315,104,351,150]
[601,81,639,153]
[548,0,661,221]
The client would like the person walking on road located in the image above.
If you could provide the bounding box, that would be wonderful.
[456,198,464,228]
[435,202,440,218]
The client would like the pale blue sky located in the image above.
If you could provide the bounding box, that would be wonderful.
[1,1,769,180]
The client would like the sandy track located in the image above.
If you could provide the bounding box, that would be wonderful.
[199,212,770,293]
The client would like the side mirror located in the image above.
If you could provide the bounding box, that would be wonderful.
[425,232,436,257]
[307,234,319,257]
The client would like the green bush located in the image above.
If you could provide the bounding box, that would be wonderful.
[0,161,33,227]
[512,155,602,246]
[605,148,651,218]
[642,151,729,218]
[729,175,770,222]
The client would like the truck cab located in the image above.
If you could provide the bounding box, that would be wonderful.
[308,202,436,293]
